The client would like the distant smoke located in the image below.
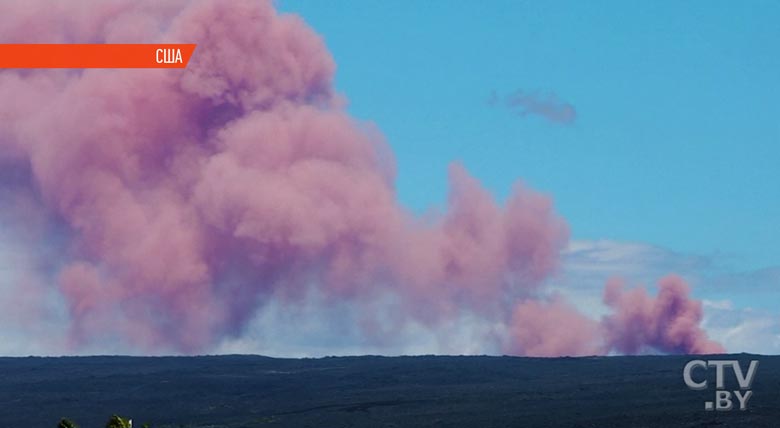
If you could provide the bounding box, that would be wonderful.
[0,0,718,356]
[490,90,577,124]
[603,275,725,354]
[504,275,723,356]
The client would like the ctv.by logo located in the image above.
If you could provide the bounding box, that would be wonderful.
[683,359,759,411]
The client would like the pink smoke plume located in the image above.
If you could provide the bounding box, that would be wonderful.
[0,0,721,356]
[602,275,725,355]
[504,275,724,356]
[505,297,602,357]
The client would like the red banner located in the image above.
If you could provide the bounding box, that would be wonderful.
[0,44,196,68]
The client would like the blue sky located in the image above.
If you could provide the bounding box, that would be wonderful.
[279,0,780,272]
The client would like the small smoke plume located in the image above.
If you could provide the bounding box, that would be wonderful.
[490,90,577,124]
[0,0,719,356]
[603,275,725,355]
[504,275,723,356]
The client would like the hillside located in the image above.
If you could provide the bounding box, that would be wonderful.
[0,354,777,427]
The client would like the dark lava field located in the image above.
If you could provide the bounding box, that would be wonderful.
[1,354,778,427]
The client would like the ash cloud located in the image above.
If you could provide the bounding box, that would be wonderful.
[490,89,577,124]
[0,0,717,356]
[603,275,725,354]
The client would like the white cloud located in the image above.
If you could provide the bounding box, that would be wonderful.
[211,289,505,357]
[0,223,69,356]
[703,305,780,355]
[703,299,734,311]
[561,239,714,286]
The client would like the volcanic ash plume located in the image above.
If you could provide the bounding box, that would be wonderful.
[602,275,725,355]
[0,0,722,356]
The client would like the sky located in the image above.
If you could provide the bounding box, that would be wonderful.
[278,0,780,270]
[0,0,778,356]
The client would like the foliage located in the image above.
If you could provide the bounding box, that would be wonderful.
[58,418,78,428]
[105,414,132,428]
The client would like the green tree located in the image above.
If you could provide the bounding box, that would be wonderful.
[105,414,132,428]
[58,418,78,428]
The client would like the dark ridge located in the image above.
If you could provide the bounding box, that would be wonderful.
[0,354,776,427]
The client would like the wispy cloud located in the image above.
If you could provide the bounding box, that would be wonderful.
[703,305,780,355]
[561,239,714,289]
[490,89,577,124]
